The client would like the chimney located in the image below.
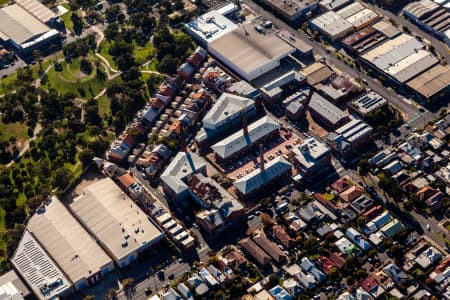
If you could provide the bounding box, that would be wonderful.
[259,143,265,173]
[242,110,248,136]
[179,124,187,152]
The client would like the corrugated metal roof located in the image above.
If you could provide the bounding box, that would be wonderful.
[407,64,450,98]
[309,93,348,126]
[0,5,49,44]
[70,178,165,263]
[27,197,113,284]
[15,0,57,23]
[202,93,254,130]
[233,156,292,195]
[386,50,438,83]
[160,151,207,194]
[211,116,279,159]
[11,231,72,300]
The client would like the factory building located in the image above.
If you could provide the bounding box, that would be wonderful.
[0,0,61,58]
[69,178,166,268]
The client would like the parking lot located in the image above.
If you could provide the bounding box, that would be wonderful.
[222,127,301,181]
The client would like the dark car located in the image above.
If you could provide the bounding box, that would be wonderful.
[144,288,152,295]
[157,271,165,281]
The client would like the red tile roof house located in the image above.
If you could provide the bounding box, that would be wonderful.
[270,225,296,250]
[361,276,385,299]
[253,232,287,265]
[316,256,337,274]
[116,173,137,190]
[218,250,248,272]
[240,238,271,268]
[416,185,444,211]
[314,193,340,215]
[339,185,364,203]
[331,177,352,193]
[329,252,346,269]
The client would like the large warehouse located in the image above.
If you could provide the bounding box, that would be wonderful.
[12,231,72,300]
[186,5,295,81]
[69,178,166,268]
[0,1,61,57]
[361,33,439,84]
[12,197,115,299]
[309,11,354,41]
[406,64,450,100]
[208,26,295,81]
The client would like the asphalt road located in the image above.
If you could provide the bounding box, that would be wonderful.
[117,261,191,300]
[242,0,428,123]
[0,57,26,77]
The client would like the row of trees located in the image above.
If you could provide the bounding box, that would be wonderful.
[153,27,194,74]
[63,34,97,59]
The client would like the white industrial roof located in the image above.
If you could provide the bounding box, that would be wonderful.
[11,231,72,300]
[70,178,165,263]
[0,271,30,299]
[185,3,238,44]
[27,197,113,284]
[15,0,57,23]
[0,4,49,44]
[362,34,424,70]
[335,119,373,143]
[385,49,438,83]
[211,116,279,159]
[233,156,292,195]
[337,2,365,19]
[202,93,255,130]
[160,151,207,194]
[345,8,379,28]
[209,27,295,81]
[310,11,354,38]
[293,137,331,170]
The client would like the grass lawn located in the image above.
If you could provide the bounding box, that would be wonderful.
[133,41,155,65]
[0,0,10,5]
[61,11,74,32]
[44,57,108,98]
[97,94,111,118]
[98,40,118,70]
[65,160,83,180]
[323,192,336,202]
[0,119,29,144]
[16,193,27,207]
[0,73,18,95]
[141,59,158,72]
[0,59,53,95]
